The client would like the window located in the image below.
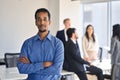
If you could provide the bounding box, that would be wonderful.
[81,0,120,58]
[82,2,108,58]
[111,1,120,33]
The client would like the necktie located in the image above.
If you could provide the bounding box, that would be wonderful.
[75,41,79,49]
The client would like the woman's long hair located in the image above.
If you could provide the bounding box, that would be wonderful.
[112,24,120,41]
[85,24,95,42]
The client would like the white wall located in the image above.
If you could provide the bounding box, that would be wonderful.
[59,0,81,30]
[0,0,48,58]
[48,0,60,35]
[0,0,82,58]
[59,0,84,56]
[48,0,82,36]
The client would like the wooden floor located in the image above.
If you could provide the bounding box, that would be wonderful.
[74,74,97,80]
[74,74,111,80]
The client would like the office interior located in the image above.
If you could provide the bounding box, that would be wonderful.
[0,0,120,80]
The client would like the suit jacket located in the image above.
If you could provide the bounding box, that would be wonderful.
[63,39,90,72]
[56,30,66,45]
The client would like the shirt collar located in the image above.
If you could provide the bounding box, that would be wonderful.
[64,29,68,41]
[70,38,76,44]
[34,31,52,41]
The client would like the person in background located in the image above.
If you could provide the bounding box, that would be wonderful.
[64,28,104,80]
[109,24,120,80]
[56,18,71,45]
[82,24,99,65]
[17,8,64,80]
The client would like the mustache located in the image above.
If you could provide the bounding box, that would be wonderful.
[40,24,45,27]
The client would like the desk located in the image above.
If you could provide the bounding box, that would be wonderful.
[89,59,111,74]
[0,66,27,80]
[97,59,111,74]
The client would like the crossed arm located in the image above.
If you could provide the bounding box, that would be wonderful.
[18,56,53,68]
[17,39,64,75]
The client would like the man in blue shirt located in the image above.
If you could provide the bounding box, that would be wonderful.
[17,8,64,80]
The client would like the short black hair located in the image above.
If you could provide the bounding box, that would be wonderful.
[67,28,76,38]
[35,8,51,20]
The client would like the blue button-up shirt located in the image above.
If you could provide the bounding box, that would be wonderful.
[17,32,64,80]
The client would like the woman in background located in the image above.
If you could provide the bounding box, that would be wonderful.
[109,24,120,80]
[82,24,99,65]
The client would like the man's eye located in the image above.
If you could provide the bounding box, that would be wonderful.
[37,18,41,21]
[36,17,49,21]
[43,18,48,21]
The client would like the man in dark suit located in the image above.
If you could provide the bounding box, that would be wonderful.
[56,18,71,45]
[63,28,104,80]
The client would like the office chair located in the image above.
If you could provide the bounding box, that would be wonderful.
[4,53,19,68]
[98,47,111,80]
[0,59,5,65]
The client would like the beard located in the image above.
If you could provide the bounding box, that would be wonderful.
[39,29,46,33]
[38,24,47,33]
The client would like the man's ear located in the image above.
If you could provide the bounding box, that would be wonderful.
[73,32,76,37]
